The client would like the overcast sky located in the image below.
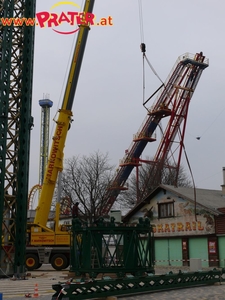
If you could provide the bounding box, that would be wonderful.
[29,0,225,198]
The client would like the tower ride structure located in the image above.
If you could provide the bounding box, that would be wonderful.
[0,0,36,276]
[100,52,209,215]
[39,98,53,186]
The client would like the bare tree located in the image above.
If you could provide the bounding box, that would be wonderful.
[60,151,115,223]
[118,160,192,209]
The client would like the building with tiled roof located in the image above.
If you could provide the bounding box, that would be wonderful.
[123,184,225,268]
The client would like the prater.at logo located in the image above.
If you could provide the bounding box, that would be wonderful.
[0,1,113,34]
[36,1,113,34]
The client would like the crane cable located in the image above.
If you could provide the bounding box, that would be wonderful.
[144,55,165,86]
[138,0,145,104]
[179,124,197,221]
[138,0,165,106]
[138,0,144,43]
[196,106,225,140]
[182,143,198,222]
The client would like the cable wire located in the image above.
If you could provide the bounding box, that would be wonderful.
[138,0,144,43]
[196,106,225,140]
[138,0,145,104]
[144,54,164,86]
[142,49,146,104]
[182,143,197,221]
[138,1,167,109]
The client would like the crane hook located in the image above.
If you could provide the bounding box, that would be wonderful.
[140,43,146,53]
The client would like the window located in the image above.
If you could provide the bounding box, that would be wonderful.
[158,202,174,218]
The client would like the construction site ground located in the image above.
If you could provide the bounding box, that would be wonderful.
[0,264,225,300]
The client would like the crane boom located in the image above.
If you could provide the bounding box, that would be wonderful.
[34,0,95,227]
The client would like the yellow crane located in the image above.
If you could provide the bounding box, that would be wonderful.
[26,0,95,271]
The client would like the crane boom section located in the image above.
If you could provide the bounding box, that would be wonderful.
[62,0,95,112]
[34,0,95,226]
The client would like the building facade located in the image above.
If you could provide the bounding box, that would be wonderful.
[123,184,225,268]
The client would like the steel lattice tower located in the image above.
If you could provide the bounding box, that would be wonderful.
[39,98,53,186]
[101,52,208,215]
[0,0,36,276]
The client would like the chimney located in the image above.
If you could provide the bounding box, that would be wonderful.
[221,167,225,195]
